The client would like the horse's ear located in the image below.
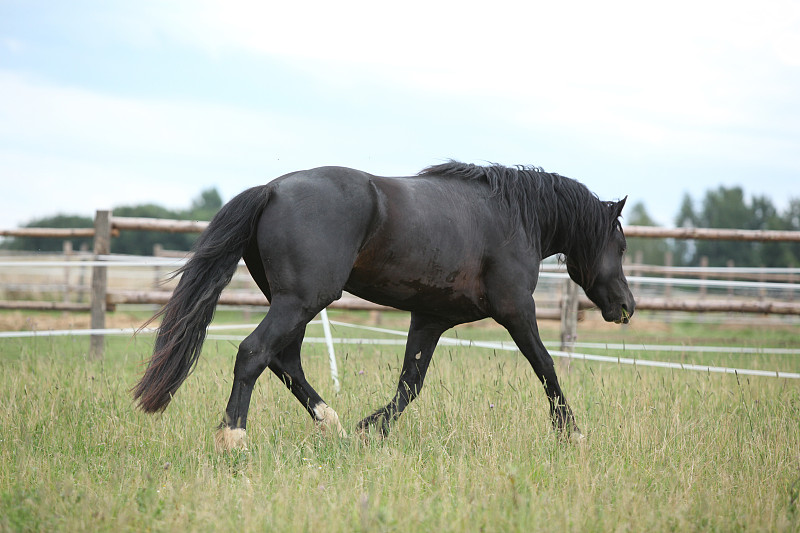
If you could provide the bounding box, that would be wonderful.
[611,196,627,219]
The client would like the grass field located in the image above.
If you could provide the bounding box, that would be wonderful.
[1,309,799,532]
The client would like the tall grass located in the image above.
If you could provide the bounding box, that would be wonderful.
[1,311,799,531]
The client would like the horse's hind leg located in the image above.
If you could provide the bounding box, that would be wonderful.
[268,330,346,437]
[357,313,452,437]
[216,297,320,451]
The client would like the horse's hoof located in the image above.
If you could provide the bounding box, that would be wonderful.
[313,402,347,437]
[355,423,386,443]
[570,431,587,445]
[214,426,247,452]
[355,425,371,443]
[355,413,391,442]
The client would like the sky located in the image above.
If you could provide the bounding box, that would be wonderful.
[1,0,799,229]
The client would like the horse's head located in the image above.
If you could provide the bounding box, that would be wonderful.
[566,197,635,324]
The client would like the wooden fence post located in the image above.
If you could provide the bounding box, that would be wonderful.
[78,242,89,303]
[90,210,111,359]
[63,241,73,304]
[152,243,163,289]
[726,260,735,297]
[560,279,579,352]
[664,251,673,299]
[699,256,709,298]
[632,250,643,295]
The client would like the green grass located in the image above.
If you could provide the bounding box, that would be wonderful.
[1,310,799,531]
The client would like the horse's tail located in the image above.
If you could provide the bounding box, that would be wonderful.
[133,185,271,413]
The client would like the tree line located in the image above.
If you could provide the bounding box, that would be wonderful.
[3,184,799,267]
[1,188,222,256]
[627,186,800,267]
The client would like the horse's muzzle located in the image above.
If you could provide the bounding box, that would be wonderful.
[615,302,634,324]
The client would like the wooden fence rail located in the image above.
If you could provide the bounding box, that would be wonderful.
[6,222,800,241]
[0,227,97,238]
[623,225,800,241]
[3,212,800,358]
[111,217,209,233]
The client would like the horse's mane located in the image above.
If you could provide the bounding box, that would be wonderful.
[419,161,620,287]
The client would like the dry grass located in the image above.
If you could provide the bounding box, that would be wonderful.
[0,310,148,332]
[1,310,799,532]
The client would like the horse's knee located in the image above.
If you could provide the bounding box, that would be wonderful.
[237,334,263,356]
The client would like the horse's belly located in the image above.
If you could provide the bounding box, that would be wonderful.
[344,264,488,319]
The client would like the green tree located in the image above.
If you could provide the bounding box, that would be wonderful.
[750,194,785,267]
[770,198,800,267]
[111,204,195,255]
[696,187,755,266]
[1,188,224,255]
[187,188,223,221]
[673,193,697,266]
[672,186,797,267]
[625,201,668,265]
[1,214,93,252]
[111,188,224,255]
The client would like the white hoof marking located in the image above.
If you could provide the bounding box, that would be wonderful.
[313,402,347,437]
[215,426,247,453]
[571,431,587,445]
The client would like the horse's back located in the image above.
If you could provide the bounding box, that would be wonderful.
[260,166,492,248]
[261,166,379,231]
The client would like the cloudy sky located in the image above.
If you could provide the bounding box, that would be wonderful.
[1,0,798,229]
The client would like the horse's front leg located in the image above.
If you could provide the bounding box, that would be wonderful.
[494,297,582,439]
[357,313,452,437]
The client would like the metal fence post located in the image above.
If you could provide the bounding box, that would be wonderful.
[90,210,111,359]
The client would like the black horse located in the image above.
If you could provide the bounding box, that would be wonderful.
[133,162,634,450]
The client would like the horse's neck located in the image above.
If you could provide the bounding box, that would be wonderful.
[538,196,590,258]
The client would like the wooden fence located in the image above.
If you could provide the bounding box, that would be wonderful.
[2,211,800,358]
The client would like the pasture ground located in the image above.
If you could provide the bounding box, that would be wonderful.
[1,309,799,532]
